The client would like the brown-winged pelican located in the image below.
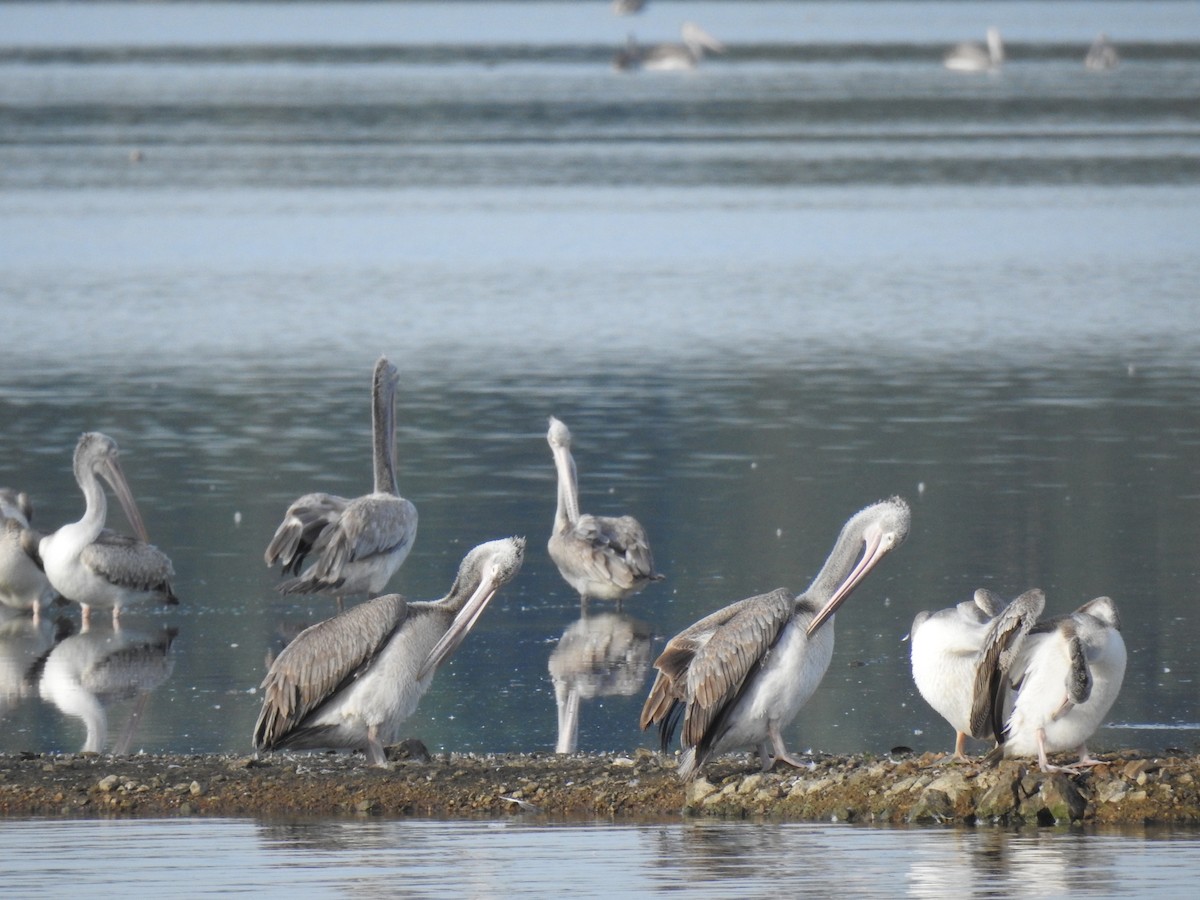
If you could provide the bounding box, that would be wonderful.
[37,433,177,626]
[641,497,910,779]
[0,489,59,621]
[944,26,1004,72]
[265,356,418,610]
[546,416,663,609]
[254,536,525,767]
[981,596,1126,772]
[1085,33,1119,72]
[614,22,725,72]
[910,588,1044,760]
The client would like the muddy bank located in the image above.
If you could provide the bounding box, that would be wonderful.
[2,748,1200,826]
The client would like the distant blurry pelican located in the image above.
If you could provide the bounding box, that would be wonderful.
[1085,34,1119,71]
[614,22,725,72]
[641,498,910,779]
[981,596,1127,772]
[265,356,418,610]
[38,433,177,626]
[612,0,645,15]
[944,26,1004,72]
[254,537,524,767]
[0,489,59,621]
[546,416,663,609]
[910,588,1044,760]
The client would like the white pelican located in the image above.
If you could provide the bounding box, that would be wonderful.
[910,588,1044,760]
[641,497,910,779]
[1085,34,1119,72]
[38,433,177,626]
[614,22,725,72]
[546,416,663,609]
[254,537,525,767]
[0,489,59,621]
[984,596,1126,771]
[944,26,1005,72]
[265,356,418,610]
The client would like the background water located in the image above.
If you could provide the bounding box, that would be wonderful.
[1,0,1199,788]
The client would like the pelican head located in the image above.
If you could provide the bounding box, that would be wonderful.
[681,22,725,57]
[806,497,911,636]
[74,432,149,542]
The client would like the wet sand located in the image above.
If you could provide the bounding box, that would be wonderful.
[3,747,1199,825]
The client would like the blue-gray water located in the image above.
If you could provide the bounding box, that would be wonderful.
[2,0,1200,893]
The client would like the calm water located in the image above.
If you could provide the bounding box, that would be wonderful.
[2,0,1200,892]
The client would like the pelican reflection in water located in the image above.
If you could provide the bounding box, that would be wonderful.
[0,608,72,716]
[641,497,910,779]
[614,22,725,72]
[37,433,178,626]
[254,537,525,767]
[0,489,59,621]
[265,356,418,610]
[910,588,1044,760]
[944,26,1004,72]
[547,416,663,609]
[550,611,652,753]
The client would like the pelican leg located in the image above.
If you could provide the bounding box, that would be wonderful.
[81,603,92,628]
[1035,727,1065,773]
[952,731,970,762]
[365,724,388,768]
[756,742,772,772]
[1060,744,1105,772]
[767,720,813,771]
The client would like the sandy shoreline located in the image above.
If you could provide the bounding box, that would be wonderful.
[3,747,1200,826]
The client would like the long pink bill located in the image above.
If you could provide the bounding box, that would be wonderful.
[416,567,501,681]
[100,455,150,543]
[806,527,887,637]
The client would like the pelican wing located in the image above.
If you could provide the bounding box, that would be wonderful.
[81,530,177,598]
[264,492,348,573]
[253,593,409,750]
[969,589,1044,739]
[306,494,418,584]
[571,513,660,588]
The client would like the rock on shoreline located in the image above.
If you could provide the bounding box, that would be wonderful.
[2,749,1198,826]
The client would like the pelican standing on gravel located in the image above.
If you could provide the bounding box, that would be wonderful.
[0,489,59,621]
[546,416,663,609]
[910,588,1044,760]
[254,537,525,767]
[265,356,418,610]
[37,433,177,626]
[981,596,1127,772]
[641,497,910,779]
[944,26,1004,72]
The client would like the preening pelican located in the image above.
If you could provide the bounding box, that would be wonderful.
[944,26,1004,72]
[614,22,725,72]
[0,489,59,621]
[37,433,177,626]
[254,537,525,767]
[910,588,1044,760]
[982,596,1126,772]
[546,416,663,609]
[1085,34,1119,72]
[641,497,910,779]
[265,356,418,609]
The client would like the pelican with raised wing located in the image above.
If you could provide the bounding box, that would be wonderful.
[266,356,418,610]
[641,497,910,779]
[254,537,525,767]
[944,26,1004,72]
[910,588,1044,760]
[37,433,177,626]
[546,416,663,609]
[982,596,1126,772]
[0,489,59,621]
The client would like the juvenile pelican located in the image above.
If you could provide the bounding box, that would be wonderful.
[0,489,59,621]
[37,433,177,626]
[546,416,663,609]
[984,596,1126,772]
[614,22,725,72]
[910,588,1044,760]
[254,537,525,767]
[265,356,418,609]
[641,497,910,779]
[1085,33,1119,72]
[944,26,1004,72]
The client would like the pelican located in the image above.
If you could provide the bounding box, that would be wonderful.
[0,489,59,621]
[910,588,1044,760]
[983,596,1127,772]
[944,26,1004,72]
[1085,34,1119,72]
[641,497,910,779]
[254,536,525,767]
[546,416,663,609]
[265,356,418,610]
[614,22,725,72]
[37,433,177,626]
[612,0,645,15]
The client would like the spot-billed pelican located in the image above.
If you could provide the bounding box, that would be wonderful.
[546,416,663,609]
[37,433,177,626]
[944,26,1004,72]
[614,22,725,72]
[0,489,59,621]
[265,356,418,610]
[641,497,910,779]
[1085,34,1119,71]
[254,537,525,767]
